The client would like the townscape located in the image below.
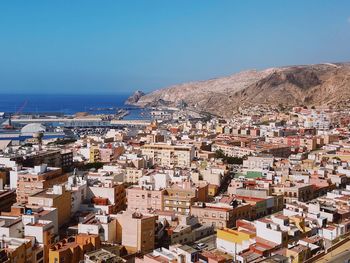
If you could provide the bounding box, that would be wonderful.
[0,104,350,263]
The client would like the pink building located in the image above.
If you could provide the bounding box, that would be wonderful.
[99,146,124,163]
[127,186,166,213]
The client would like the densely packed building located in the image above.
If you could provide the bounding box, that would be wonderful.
[1,106,350,262]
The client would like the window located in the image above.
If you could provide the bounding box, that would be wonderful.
[36,251,44,260]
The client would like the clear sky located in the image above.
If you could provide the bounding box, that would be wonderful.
[0,0,349,94]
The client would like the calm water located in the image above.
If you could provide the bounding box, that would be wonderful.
[0,93,147,120]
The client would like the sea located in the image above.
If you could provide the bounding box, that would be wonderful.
[0,93,148,120]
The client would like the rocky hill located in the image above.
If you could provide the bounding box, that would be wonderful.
[126,63,350,117]
[124,90,145,105]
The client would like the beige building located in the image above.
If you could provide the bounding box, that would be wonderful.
[15,165,68,204]
[116,212,156,254]
[164,181,208,215]
[141,143,195,168]
[126,186,166,213]
[273,182,314,204]
[190,202,252,229]
[125,168,147,184]
[27,184,71,226]
[0,236,45,263]
[212,142,255,158]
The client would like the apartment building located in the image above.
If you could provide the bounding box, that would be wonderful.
[125,167,147,184]
[48,234,101,263]
[27,185,71,226]
[0,216,23,238]
[141,143,195,168]
[127,186,166,213]
[65,175,88,215]
[87,180,126,214]
[216,228,256,256]
[2,205,59,236]
[78,214,117,243]
[7,149,73,172]
[89,145,124,163]
[14,165,68,204]
[164,181,208,215]
[25,218,57,262]
[212,142,255,158]
[243,156,274,170]
[273,182,314,204]
[0,236,45,263]
[190,202,251,229]
[116,212,156,254]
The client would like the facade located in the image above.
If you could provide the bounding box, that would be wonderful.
[87,180,126,214]
[141,143,195,168]
[89,145,124,163]
[217,228,256,256]
[190,202,251,229]
[0,216,24,238]
[65,175,88,215]
[0,236,44,263]
[255,218,288,245]
[243,156,274,170]
[127,186,166,213]
[212,143,255,158]
[164,182,208,215]
[116,212,156,254]
[48,234,101,263]
[15,165,68,204]
[24,219,56,262]
[78,214,117,243]
[135,245,199,263]
[11,149,74,171]
[125,168,147,184]
[273,182,314,204]
[27,185,72,226]
[0,190,16,213]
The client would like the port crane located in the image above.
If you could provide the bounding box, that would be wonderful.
[3,100,28,129]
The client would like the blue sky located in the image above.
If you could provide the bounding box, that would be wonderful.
[0,0,349,94]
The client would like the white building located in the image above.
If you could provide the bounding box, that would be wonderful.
[78,214,117,243]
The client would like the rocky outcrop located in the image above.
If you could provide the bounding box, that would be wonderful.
[125,90,145,105]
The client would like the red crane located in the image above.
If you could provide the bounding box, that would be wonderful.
[14,99,28,116]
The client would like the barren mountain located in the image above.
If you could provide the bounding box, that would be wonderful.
[127,63,350,117]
